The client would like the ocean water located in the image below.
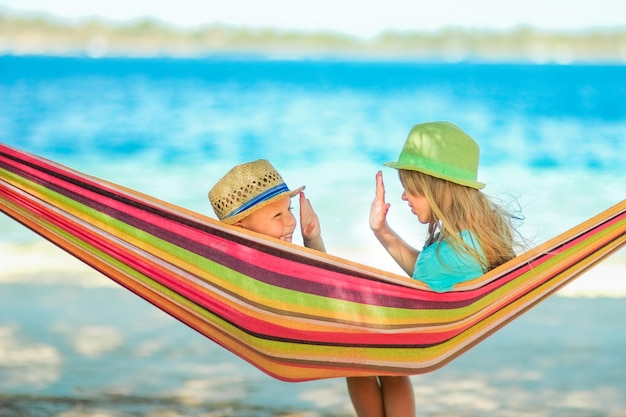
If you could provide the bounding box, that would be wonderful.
[1,55,625,416]
[1,56,625,290]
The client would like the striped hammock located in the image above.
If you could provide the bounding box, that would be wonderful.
[1,143,625,382]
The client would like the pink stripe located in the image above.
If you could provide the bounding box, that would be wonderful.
[1,149,486,303]
[2,183,481,345]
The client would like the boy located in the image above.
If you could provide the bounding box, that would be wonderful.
[208,159,325,252]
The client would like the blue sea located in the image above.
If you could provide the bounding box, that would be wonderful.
[1,55,625,416]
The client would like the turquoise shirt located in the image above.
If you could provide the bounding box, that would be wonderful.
[413,230,486,292]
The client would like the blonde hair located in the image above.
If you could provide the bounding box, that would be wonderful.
[398,170,517,272]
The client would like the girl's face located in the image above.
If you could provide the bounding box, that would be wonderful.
[235,196,297,242]
[402,190,432,224]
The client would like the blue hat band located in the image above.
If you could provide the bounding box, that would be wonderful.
[224,183,289,220]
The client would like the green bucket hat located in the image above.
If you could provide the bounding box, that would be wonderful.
[384,121,485,190]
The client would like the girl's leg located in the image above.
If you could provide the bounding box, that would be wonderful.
[379,376,415,417]
[346,376,384,417]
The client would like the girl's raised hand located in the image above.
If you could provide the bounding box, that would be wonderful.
[369,170,391,232]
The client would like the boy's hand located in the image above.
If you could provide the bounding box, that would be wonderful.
[299,191,326,252]
[299,191,321,240]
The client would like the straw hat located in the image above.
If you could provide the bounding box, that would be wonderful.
[208,159,304,224]
[384,121,485,189]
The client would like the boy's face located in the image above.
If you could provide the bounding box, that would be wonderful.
[235,196,297,242]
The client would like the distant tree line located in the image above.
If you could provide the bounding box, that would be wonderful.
[1,11,625,63]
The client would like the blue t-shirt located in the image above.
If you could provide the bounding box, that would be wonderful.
[413,230,486,292]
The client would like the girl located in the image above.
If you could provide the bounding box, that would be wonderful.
[347,121,517,417]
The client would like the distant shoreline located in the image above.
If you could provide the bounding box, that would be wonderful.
[1,11,625,63]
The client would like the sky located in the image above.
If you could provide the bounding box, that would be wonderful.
[1,0,625,38]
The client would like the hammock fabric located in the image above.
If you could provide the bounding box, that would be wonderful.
[1,143,625,382]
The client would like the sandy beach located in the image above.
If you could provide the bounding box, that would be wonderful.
[1,261,625,417]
